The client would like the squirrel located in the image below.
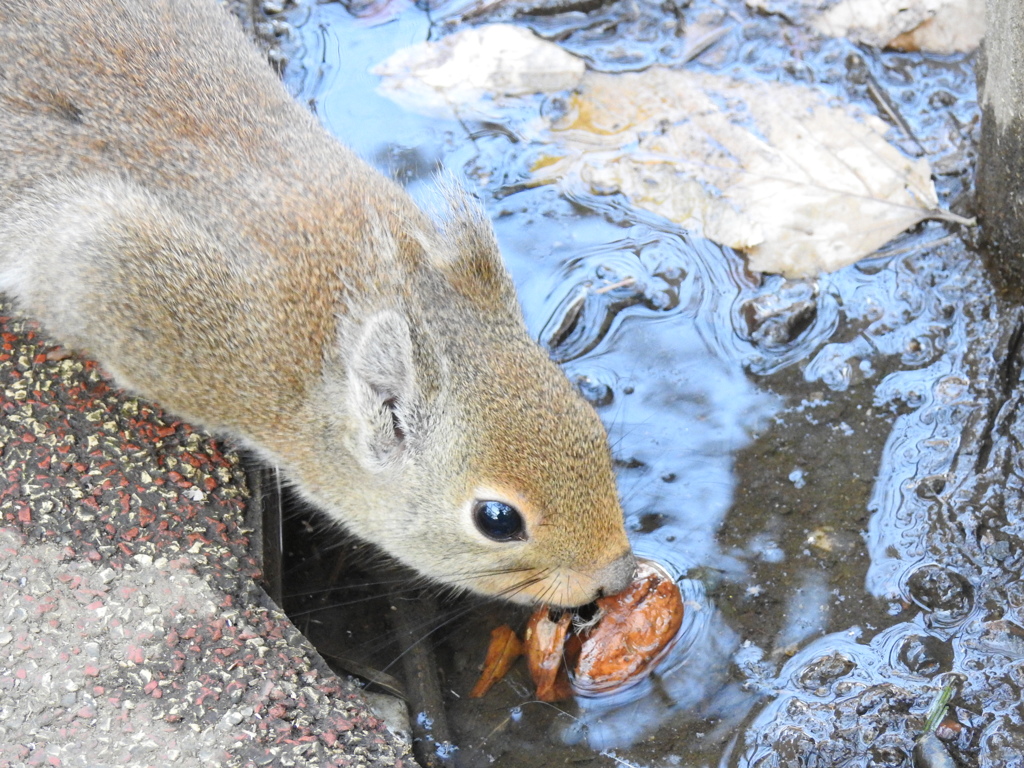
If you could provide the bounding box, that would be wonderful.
[0,0,636,607]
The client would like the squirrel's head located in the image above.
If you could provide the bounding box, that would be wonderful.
[292,189,635,608]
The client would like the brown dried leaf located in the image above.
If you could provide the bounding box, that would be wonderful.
[746,0,983,54]
[573,560,684,695]
[525,610,574,702]
[469,624,524,698]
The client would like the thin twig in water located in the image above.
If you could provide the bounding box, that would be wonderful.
[594,277,636,294]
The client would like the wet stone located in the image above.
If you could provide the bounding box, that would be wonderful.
[796,652,856,694]
[976,620,1024,658]
[913,732,956,768]
[896,635,952,678]
[915,475,947,500]
[869,742,908,767]
[978,718,1024,768]
[740,282,820,349]
[633,512,670,534]
[1004,581,1024,611]
[852,683,915,719]
[905,565,974,627]
[773,726,818,764]
[573,375,613,407]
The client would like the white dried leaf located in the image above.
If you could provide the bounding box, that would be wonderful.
[534,68,942,277]
[371,24,585,118]
[746,0,984,53]
[881,0,985,54]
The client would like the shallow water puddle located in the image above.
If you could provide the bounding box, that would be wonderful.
[280,1,1020,766]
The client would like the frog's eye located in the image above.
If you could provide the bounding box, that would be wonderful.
[473,500,526,542]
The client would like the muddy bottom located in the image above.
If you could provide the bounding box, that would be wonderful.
[273,0,1023,766]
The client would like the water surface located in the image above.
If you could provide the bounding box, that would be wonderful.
[280,2,1018,765]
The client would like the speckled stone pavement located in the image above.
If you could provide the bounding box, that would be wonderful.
[0,302,411,767]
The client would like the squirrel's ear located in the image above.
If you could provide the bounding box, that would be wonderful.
[430,184,522,317]
[346,311,419,472]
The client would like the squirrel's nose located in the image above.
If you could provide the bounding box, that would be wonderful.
[594,549,637,599]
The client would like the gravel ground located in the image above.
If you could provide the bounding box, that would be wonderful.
[0,301,411,767]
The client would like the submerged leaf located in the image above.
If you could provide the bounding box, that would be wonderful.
[534,68,943,277]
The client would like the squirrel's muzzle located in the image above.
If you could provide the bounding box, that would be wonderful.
[592,549,638,600]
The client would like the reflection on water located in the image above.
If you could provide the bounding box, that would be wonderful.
[280,0,1021,765]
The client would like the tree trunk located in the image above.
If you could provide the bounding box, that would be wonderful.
[977,0,1024,297]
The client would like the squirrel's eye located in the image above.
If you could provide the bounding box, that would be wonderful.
[473,500,526,542]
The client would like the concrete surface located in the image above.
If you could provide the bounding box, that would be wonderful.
[0,301,411,767]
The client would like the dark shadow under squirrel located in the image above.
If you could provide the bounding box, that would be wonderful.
[0,0,635,607]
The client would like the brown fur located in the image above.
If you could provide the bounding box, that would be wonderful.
[0,0,635,606]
